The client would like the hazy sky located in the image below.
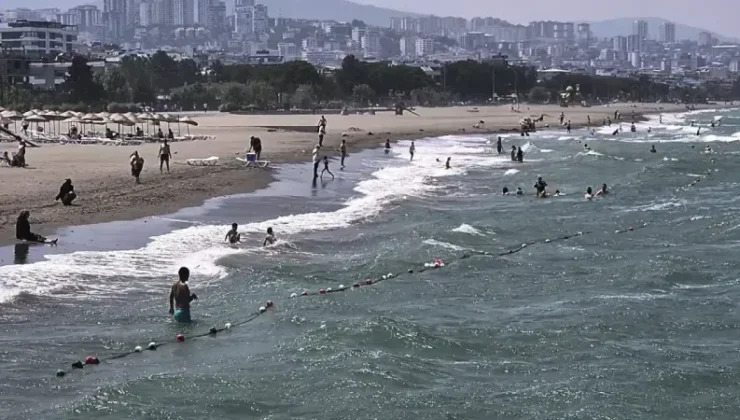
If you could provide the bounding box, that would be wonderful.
[354,0,739,37]
[3,0,739,37]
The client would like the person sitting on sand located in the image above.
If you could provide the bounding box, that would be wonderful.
[169,266,198,323]
[55,178,77,206]
[16,210,57,245]
[263,227,276,246]
[130,151,145,184]
[1,151,11,167]
[157,128,164,139]
[15,140,26,167]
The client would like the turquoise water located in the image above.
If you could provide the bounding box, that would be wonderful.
[1,108,740,419]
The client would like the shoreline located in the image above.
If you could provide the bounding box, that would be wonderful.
[0,103,709,249]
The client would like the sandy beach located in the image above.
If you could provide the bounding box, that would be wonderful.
[0,103,700,245]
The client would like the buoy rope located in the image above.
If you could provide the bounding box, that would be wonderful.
[55,221,652,377]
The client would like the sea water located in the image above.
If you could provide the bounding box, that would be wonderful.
[1,108,740,419]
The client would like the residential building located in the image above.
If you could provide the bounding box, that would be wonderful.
[251,5,268,34]
[659,22,676,43]
[400,36,415,57]
[361,29,380,57]
[351,27,366,43]
[613,35,627,52]
[415,38,433,57]
[627,34,642,52]
[103,0,126,41]
[174,0,195,26]
[196,0,212,25]
[206,1,227,32]
[277,42,297,60]
[0,20,79,58]
[633,19,648,40]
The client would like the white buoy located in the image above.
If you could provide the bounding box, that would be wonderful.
[134,346,143,353]
[614,230,619,234]
[327,287,333,292]
[339,284,345,289]
[225,322,232,329]
[387,273,393,278]
[545,239,551,243]
[522,244,527,248]
[147,342,157,350]
[259,306,267,313]
[290,293,297,299]
[381,275,387,280]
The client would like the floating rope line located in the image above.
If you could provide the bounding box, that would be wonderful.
[56,222,652,378]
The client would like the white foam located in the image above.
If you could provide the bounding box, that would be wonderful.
[423,239,467,251]
[452,224,485,236]
[0,134,512,303]
[504,169,520,176]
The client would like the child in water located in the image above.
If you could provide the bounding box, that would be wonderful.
[263,227,276,246]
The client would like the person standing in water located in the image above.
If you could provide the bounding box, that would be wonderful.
[169,267,198,323]
[566,120,572,133]
[445,157,451,169]
[650,145,657,153]
[158,139,172,174]
[516,147,524,163]
[409,141,416,161]
[340,139,347,169]
[384,139,391,154]
[496,136,503,154]
[533,176,548,198]
[16,210,57,245]
[225,223,241,244]
[263,227,276,246]
[595,183,609,196]
[510,145,517,161]
[312,144,321,179]
[321,156,334,179]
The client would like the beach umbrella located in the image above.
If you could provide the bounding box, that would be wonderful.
[179,116,198,135]
[23,110,38,118]
[81,113,102,121]
[24,115,47,122]
[0,106,5,112]
[1,110,23,120]
[97,111,111,119]
[59,110,76,118]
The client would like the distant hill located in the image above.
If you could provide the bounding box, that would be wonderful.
[587,17,737,43]
[260,0,417,26]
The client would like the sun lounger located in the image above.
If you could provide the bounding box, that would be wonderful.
[187,156,219,166]
[236,155,270,168]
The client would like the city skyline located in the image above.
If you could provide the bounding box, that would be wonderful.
[2,0,738,39]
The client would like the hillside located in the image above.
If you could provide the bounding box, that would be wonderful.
[261,0,417,26]
[587,17,736,42]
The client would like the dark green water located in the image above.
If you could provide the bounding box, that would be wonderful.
[1,109,740,419]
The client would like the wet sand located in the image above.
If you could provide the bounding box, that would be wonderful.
[0,103,696,246]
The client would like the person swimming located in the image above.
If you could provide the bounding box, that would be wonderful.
[584,143,591,151]
[263,227,276,246]
[650,145,657,153]
[595,183,608,196]
[169,266,198,323]
[502,187,509,195]
[553,189,562,196]
[516,187,523,196]
[445,157,451,169]
[585,187,593,200]
[533,176,548,198]
[225,223,241,244]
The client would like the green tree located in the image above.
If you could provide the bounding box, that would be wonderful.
[64,55,103,103]
[291,84,318,109]
[337,55,368,95]
[101,69,133,103]
[245,80,276,108]
[149,51,180,94]
[223,84,247,107]
[528,86,550,103]
[352,83,375,106]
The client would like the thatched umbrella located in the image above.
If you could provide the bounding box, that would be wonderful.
[179,116,198,135]
[23,110,38,118]
[24,114,47,135]
[1,110,23,131]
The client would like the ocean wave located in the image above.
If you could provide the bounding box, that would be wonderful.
[451,224,485,236]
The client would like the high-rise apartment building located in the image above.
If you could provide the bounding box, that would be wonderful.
[174,0,194,26]
[103,0,126,40]
[415,38,433,57]
[361,29,380,57]
[633,19,648,40]
[659,21,676,43]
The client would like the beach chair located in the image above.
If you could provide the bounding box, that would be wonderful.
[236,153,270,168]
[187,156,219,166]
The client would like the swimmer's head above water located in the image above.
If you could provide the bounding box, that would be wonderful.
[178,266,190,283]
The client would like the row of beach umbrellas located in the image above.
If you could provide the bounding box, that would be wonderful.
[0,109,199,135]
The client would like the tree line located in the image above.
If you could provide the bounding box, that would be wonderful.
[2,50,736,112]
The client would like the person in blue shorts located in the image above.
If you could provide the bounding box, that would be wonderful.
[169,267,198,323]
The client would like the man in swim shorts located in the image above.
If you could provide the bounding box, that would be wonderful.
[263,227,276,246]
[225,223,241,244]
[533,176,548,198]
[169,267,198,323]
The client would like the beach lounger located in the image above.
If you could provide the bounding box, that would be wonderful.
[187,156,219,166]
[236,154,270,168]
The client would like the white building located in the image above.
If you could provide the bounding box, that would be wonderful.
[251,5,268,34]
[0,20,79,58]
[174,0,195,26]
[351,27,366,43]
[361,29,380,57]
[278,42,298,60]
[302,36,318,50]
[400,36,415,57]
[415,38,433,57]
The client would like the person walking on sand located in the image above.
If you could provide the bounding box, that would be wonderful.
[169,267,198,323]
[312,144,321,179]
[321,156,335,180]
[409,141,416,161]
[158,139,172,174]
[130,151,145,184]
[318,125,326,147]
[340,139,347,169]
